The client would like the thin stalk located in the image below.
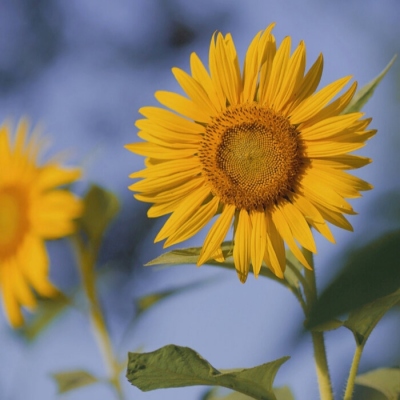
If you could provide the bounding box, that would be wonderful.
[303,249,334,400]
[343,344,364,400]
[74,238,124,400]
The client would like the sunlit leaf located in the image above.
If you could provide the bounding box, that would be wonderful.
[145,241,233,266]
[344,55,397,113]
[127,345,289,400]
[344,288,400,346]
[307,230,400,328]
[355,368,400,400]
[79,184,120,247]
[20,292,70,341]
[52,370,98,394]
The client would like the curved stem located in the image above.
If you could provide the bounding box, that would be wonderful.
[73,238,124,400]
[303,249,334,400]
[344,344,364,400]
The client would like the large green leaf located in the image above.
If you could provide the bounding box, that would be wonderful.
[51,370,98,394]
[344,55,397,114]
[344,288,400,346]
[355,368,400,400]
[127,345,289,400]
[307,230,400,328]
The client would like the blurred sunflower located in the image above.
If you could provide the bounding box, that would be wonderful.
[127,24,375,283]
[0,120,82,327]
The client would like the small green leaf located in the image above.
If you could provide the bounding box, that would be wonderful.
[20,292,70,341]
[126,345,289,400]
[52,370,98,394]
[307,230,400,328]
[145,241,233,266]
[344,288,400,346]
[344,55,397,113]
[355,368,400,400]
[79,184,120,247]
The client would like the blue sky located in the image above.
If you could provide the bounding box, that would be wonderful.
[0,1,399,399]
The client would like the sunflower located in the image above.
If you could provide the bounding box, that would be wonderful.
[0,119,82,327]
[127,24,375,283]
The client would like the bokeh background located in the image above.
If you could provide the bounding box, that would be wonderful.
[0,1,399,399]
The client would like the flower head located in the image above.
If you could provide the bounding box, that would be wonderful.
[127,24,375,283]
[0,119,82,326]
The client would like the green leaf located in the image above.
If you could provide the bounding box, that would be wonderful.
[344,288,400,346]
[126,345,289,400]
[344,55,397,113]
[355,368,400,400]
[307,230,400,328]
[145,241,233,266]
[79,184,120,247]
[52,370,98,394]
[20,292,70,341]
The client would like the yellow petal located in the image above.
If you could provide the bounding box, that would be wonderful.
[164,196,219,247]
[172,67,219,116]
[271,205,312,270]
[264,213,286,278]
[300,113,364,141]
[290,193,335,243]
[233,209,252,283]
[262,36,291,107]
[138,107,204,133]
[290,76,352,124]
[250,210,267,277]
[197,204,235,266]
[279,200,316,253]
[190,52,224,110]
[129,166,201,193]
[155,91,212,123]
[126,142,197,159]
[155,185,211,242]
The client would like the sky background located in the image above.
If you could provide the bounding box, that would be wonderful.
[0,1,399,399]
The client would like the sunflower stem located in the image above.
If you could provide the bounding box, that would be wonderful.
[303,249,334,400]
[73,238,124,400]
[343,343,364,400]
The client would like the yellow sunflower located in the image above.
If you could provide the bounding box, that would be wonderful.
[126,24,375,283]
[0,119,82,327]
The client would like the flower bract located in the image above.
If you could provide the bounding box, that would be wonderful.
[127,24,375,283]
[0,119,82,326]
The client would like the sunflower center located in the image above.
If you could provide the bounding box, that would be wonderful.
[0,186,29,259]
[199,104,303,211]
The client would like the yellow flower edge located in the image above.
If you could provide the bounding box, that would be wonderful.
[126,23,375,283]
[0,119,83,327]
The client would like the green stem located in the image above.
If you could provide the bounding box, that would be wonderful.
[74,238,124,400]
[303,249,334,400]
[343,344,364,400]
